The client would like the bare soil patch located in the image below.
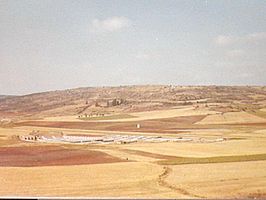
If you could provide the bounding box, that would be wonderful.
[16,115,206,134]
[246,192,266,199]
[0,145,124,167]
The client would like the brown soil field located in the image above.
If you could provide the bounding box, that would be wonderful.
[15,115,206,134]
[0,145,124,167]
[91,107,217,122]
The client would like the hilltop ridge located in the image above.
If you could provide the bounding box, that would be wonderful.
[0,85,265,119]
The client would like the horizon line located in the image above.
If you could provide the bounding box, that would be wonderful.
[1,84,266,97]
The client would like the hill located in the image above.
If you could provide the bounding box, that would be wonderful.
[0,95,15,100]
[0,85,266,119]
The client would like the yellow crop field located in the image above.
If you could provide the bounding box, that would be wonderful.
[165,161,266,198]
[0,162,182,198]
[197,111,266,125]
[118,138,266,158]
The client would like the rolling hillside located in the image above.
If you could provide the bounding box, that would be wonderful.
[0,85,266,119]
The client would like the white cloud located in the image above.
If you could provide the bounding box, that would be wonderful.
[226,49,245,58]
[214,32,266,62]
[214,35,235,46]
[135,52,161,60]
[246,32,266,41]
[90,17,131,33]
[214,32,266,46]
[238,72,252,78]
[135,53,151,60]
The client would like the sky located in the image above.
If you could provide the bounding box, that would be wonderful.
[0,0,266,95]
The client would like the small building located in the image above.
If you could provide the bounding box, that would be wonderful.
[107,98,124,107]
[19,135,38,141]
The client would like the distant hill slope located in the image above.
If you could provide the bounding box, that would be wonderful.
[0,95,18,102]
[0,85,266,119]
[0,95,15,100]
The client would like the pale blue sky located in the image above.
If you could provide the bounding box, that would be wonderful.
[1,0,266,95]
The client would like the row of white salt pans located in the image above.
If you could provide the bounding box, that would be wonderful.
[36,134,224,144]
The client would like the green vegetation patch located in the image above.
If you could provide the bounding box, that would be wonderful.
[158,153,266,165]
[80,114,136,121]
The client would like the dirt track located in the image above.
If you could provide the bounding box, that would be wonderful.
[158,166,204,198]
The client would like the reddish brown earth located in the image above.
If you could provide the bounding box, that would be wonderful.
[0,145,124,167]
[16,115,206,133]
[0,111,24,117]
[107,115,206,133]
[246,192,266,199]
